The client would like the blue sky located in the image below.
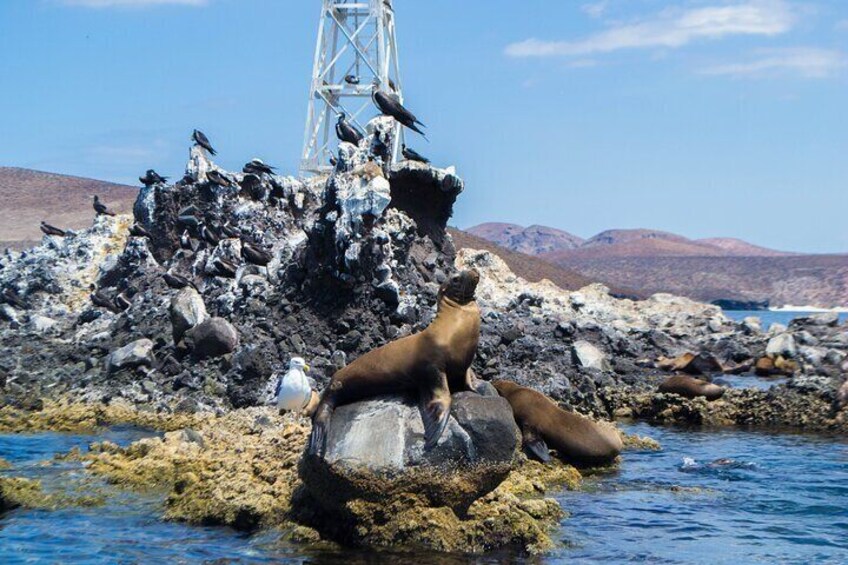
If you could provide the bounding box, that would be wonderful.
[1,0,846,253]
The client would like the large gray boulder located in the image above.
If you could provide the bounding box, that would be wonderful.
[300,392,520,512]
[184,317,238,360]
[106,339,155,374]
[169,287,208,343]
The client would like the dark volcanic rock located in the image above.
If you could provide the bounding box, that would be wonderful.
[185,317,238,360]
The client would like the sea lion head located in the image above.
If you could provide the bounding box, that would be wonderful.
[440,269,480,305]
[492,379,519,397]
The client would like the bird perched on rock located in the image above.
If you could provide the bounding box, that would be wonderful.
[402,144,429,164]
[329,155,338,167]
[213,258,238,278]
[371,81,426,137]
[242,158,275,176]
[199,223,221,246]
[336,113,364,145]
[241,241,272,266]
[344,74,360,85]
[129,223,151,238]
[192,129,216,155]
[92,195,115,216]
[139,169,168,187]
[1,288,29,310]
[89,287,117,312]
[180,229,194,251]
[275,357,316,414]
[162,271,196,290]
[206,170,233,188]
[40,221,66,237]
[221,222,240,239]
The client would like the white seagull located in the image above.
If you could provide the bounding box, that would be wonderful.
[275,357,313,412]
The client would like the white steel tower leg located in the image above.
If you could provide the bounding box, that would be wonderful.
[300,0,403,176]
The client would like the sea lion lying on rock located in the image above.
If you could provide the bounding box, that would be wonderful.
[309,269,483,455]
[492,380,623,467]
[658,375,725,401]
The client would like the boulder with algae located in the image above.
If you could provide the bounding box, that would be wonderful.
[299,391,521,512]
[72,406,581,554]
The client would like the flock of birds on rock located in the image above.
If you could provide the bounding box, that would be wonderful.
[35,77,431,315]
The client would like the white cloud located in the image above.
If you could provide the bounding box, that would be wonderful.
[699,47,847,78]
[506,1,794,57]
[581,1,609,19]
[62,0,206,7]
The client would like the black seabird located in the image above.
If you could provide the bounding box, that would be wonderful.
[90,288,117,312]
[40,221,66,237]
[241,241,272,266]
[1,288,28,310]
[344,74,360,85]
[200,223,221,246]
[180,230,194,250]
[221,222,240,239]
[192,129,216,155]
[371,82,426,137]
[329,155,338,167]
[93,195,115,216]
[129,223,151,238]
[206,170,232,188]
[139,169,168,187]
[335,113,364,145]
[402,144,429,164]
[243,158,275,176]
[163,272,195,290]
[213,258,238,278]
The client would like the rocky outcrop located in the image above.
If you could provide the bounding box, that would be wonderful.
[300,392,520,512]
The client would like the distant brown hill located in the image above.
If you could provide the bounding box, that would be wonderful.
[449,228,638,297]
[0,167,137,250]
[468,224,846,307]
[467,223,584,255]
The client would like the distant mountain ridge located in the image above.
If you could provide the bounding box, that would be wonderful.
[467,223,584,255]
[468,223,847,307]
[0,167,137,250]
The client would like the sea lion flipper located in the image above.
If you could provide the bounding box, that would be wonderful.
[309,403,333,456]
[420,374,451,450]
[522,426,551,463]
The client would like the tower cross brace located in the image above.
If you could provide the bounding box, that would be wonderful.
[300,0,403,176]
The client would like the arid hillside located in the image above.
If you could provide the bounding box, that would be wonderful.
[0,167,137,250]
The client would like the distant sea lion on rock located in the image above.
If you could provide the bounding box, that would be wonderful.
[309,269,483,456]
[492,380,623,467]
[658,375,725,401]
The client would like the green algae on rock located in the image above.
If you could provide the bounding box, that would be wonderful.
[71,406,583,554]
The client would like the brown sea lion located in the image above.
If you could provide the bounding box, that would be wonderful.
[658,375,725,401]
[492,380,623,467]
[309,269,482,456]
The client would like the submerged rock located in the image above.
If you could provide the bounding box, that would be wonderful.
[300,393,520,512]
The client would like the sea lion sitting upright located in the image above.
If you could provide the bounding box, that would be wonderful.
[658,375,725,401]
[309,269,482,456]
[493,380,623,467]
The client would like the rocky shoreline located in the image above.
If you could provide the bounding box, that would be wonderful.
[1,118,846,553]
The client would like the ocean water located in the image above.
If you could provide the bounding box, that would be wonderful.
[2,424,846,563]
[722,309,848,330]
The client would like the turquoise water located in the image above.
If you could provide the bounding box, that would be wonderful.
[2,424,847,563]
[722,309,848,330]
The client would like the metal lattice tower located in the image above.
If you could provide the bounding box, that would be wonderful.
[300,0,402,175]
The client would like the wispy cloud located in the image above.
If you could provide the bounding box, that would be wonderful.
[699,47,847,78]
[506,1,794,58]
[581,1,609,19]
[61,0,207,8]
